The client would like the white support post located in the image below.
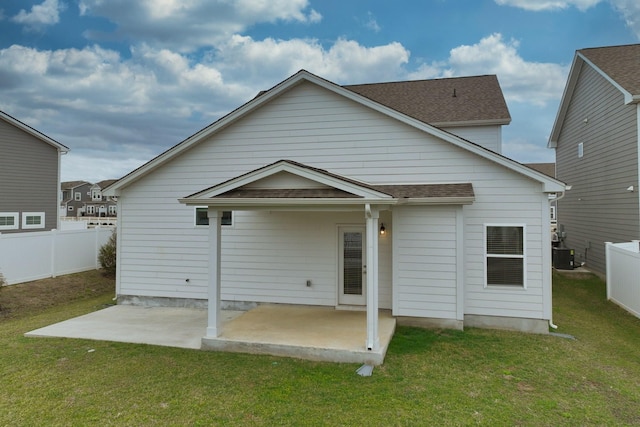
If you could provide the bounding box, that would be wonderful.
[365,204,380,352]
[206,208,223,338]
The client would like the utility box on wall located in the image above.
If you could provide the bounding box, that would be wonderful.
[553,248,575,270]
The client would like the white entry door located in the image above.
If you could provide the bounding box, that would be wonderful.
[339,227,366,306]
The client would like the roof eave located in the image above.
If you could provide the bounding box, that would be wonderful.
[178,197,397,208]
[401,196,475,205]
[433,118,511,128]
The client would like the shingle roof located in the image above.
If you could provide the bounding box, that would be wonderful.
[372,183,474,199]
[96,179,118,189]
[211,160,474,201]
[217,184,474,200]
[524,163,555,178]
[579,44,640,95]
[61,180,90,190]
[344,75,511,126]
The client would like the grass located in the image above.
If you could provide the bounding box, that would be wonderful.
[1,270,639,426]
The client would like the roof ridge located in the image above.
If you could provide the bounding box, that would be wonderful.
[343,74,498,87]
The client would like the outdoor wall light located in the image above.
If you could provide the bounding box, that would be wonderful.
[379,223,386,236]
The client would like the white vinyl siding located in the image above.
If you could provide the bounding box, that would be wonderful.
[0,212,19,230]
[443,125,502,154]
[393,206,460,319]
[116,81,547,320]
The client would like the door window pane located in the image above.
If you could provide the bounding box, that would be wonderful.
[343,232,363,295]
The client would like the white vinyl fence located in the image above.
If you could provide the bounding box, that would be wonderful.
[605,241,640,319]
[0,227,113,285]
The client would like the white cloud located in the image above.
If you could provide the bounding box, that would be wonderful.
[12,0,65,29]
[78,0,322,52]
[216,36,409,86]
[494,0,600,11]
[0,35,410,181]
[610,0,640,38]
[365,12,381,32]
[495,0,640,39]
[410,33,568,107]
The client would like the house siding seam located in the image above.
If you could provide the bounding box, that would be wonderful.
[116,81,550,321]
[556,63,640,274]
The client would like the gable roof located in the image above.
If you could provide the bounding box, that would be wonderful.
[549,43,640,147]
[579,44,640,96]
[0,110,69,153]
[180,160,476,207]
[344,75,511,127]
[105,70,564,196]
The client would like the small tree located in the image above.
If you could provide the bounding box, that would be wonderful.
[98,229,117,276]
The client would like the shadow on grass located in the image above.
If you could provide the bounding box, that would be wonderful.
[387,326,468,355]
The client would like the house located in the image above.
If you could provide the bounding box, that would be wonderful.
[104,70,565,360]
[61,179,118,219]
[549,43,640,275]
[0,110,69,233]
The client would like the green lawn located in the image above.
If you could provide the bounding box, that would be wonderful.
[1,271,639,426]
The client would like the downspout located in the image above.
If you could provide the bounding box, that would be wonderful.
[548,185,571,330]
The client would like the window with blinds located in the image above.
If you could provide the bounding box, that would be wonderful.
[485,225,525,286]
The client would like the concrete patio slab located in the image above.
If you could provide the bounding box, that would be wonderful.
[25,305,241,349]
[25,304,396,365]
[204,305,396,365]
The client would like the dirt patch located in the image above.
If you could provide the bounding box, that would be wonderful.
[0,270,115,319]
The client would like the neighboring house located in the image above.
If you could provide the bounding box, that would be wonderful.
[61,179,118,218]
[104,70,565,354]
[549,44,640,275]
[0,110,69,233]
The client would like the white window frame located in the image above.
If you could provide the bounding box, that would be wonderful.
[22,212,45,229]
[0,212,19,230]
[484,223,526,288]
[86,205,95,215]
[195,207,233,227]
[578,142,584,158]
[74,192,82,201]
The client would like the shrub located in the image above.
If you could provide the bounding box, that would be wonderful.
[98,229,117,276]
[0,272,6,311]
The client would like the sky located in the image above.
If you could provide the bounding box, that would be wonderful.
[1,0,639,183]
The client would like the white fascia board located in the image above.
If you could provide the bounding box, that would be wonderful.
[549,54,583,148]
[402,196,475,205]
[578,52,634,104]
[178,197,396,209]
[432,118,511,127]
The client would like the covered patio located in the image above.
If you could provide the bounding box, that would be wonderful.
[26,303,396,364]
